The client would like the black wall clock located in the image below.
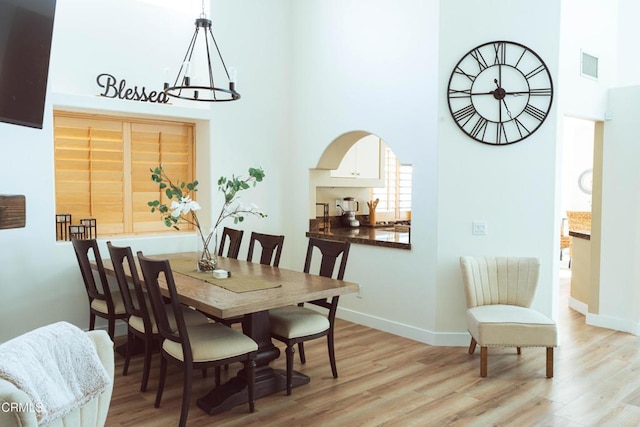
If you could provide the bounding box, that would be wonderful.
[447,40,554,145]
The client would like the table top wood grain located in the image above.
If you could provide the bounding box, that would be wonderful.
[99,251,359,319]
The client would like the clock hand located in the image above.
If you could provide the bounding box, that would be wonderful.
[502,99,513,119]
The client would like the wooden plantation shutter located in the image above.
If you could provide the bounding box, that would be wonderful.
[54,112,195,236]
[371,147,412,222]
[131,121,194,233]
[54,115,125,235]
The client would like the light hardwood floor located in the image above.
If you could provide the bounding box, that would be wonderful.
[106,270,640,426]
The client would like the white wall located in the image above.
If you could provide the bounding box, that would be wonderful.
[289,0,443,343]
[437,0,562,332]
[0,0,291,342]
[617,0,640,87]
[556,0,640,335]
[596,86,640,333]
[558,0,618,121]
[7,0,639,345]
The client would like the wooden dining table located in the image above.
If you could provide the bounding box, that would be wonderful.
[98,251,358,415]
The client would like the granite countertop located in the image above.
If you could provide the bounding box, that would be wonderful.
[569,230,591,240]
[306,225,411,250]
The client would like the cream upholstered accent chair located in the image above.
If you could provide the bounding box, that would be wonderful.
[0,326,114,427]
[459,256,558,378]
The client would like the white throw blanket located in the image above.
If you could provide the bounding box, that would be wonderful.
[0,321,111,426]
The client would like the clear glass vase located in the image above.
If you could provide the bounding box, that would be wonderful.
[196,228,217,272]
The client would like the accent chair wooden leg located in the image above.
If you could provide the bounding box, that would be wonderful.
[517,347,522,355]
[468,337,477,354]
[546,347,554,378]
[480,346,488,377]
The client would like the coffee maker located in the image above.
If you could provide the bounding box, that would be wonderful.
[339,197,360,227]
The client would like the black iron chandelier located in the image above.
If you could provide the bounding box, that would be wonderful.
[164,2,240,102]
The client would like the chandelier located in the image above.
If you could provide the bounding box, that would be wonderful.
[164,2,240,102]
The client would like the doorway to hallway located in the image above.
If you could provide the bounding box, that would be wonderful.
[559,116,598,316]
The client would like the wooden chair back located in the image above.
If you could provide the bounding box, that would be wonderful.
[137,253,194,364]
[72,238,115,308]
[107,242,150,327]
[303,238,350,312]
[217,227,244,259]
[247,232,285,267]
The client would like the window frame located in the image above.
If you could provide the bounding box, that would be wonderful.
[371,146,412,222]
[53,111,197,238]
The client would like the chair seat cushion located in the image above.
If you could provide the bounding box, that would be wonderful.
[90,291,126,315]
[129,304,208,334]
[163,323,258,363]
[269,306,330,339]
[467,304,557,347]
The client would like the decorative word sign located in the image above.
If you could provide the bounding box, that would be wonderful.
[96,73,169,104]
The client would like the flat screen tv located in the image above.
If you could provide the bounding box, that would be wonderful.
[0,0,56,129]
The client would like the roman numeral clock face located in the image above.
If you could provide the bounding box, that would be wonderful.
[447,41,553,145]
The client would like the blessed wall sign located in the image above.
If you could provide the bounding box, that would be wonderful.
[96,73,169,104]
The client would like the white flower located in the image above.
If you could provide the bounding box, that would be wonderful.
[170,196,201,218]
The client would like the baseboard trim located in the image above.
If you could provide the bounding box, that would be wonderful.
[586,313,640,335]
[568,297,588,315]
[337,307,469,347]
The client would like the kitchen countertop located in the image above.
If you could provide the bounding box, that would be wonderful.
[569,230,591,240]
[306,225,411,250]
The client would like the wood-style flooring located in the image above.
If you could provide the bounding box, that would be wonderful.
[106,270,640,426]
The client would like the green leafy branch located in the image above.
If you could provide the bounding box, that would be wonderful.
[147,165,201,231]
[214,167,267,228]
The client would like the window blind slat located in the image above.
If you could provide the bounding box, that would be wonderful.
[54,112,195,237]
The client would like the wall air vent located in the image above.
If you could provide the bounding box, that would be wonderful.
[581,50,599,80]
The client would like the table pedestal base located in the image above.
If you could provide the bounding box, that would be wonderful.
[197,310,308,415]
[196,368,309,415]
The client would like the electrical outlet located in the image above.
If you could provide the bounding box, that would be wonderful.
[472,221,488,235]
[356,284,363,299]
[335,199,342,209]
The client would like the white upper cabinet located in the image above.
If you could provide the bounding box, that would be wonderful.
[331,135,381,179]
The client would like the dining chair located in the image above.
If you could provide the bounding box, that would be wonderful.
[459,256,558,378]
[269,238,350,395]
[137,252,258,427]
[217,227,244,259]
[71,238,127,340]
[218,231,287,329]
[246,231,285,267]
[106,242,209,392]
